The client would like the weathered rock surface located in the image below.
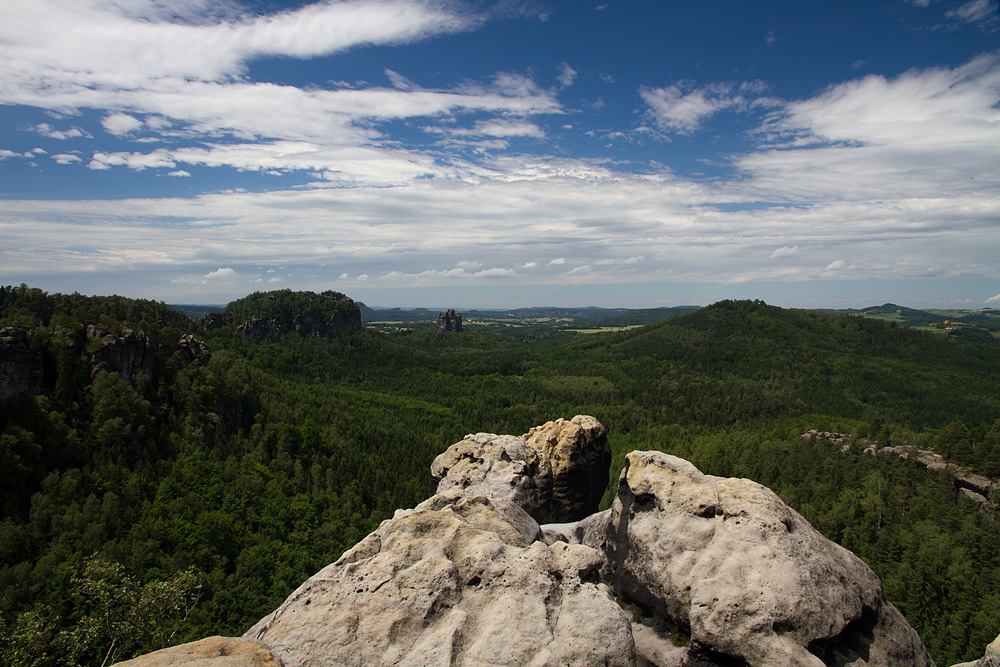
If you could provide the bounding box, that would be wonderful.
[129,417,938,667]
[580,451,934,667]
[176,335,211,369]
[431,415,611,524]
[0,326,43,402]
[951,632,1000,667]
[234,293,362,340]
[523,415,612,522]
[435,308,463,332]
[89,328,155,382]
[244,492,634,667]
[113,637,280,667]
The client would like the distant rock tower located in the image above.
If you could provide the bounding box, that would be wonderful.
[436,309,463,333]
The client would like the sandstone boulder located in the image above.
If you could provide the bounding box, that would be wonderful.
[244,492,634,667]
[112,637,279,667]
[583,451,934,667]
[431,415,611,524]
[523,415,612,522]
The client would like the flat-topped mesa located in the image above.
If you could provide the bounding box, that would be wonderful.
[431,414,611,524]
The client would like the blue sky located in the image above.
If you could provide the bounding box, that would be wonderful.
[1,0,998,309]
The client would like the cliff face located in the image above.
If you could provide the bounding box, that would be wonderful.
[436,309,463,332]
[0,326,43,402]
[217,290,363,340]
[123,416,943,667]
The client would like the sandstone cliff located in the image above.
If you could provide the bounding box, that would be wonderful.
[0,326,43,402]
[436,309,464,333]
[124,416,952,667]
[214,290,363,340]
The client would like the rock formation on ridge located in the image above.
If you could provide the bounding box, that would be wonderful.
[124,416,941,667]
[436,309,463,332]
[88,328,155,382]
[430,415,611,524]
[214,290,363,340]
[0,326,43,402]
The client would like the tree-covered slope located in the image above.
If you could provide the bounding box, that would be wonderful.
[1,290,999,666]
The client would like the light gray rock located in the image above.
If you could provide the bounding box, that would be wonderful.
[596,451,935,667]
[112,637,280,667]
[245,492,634,667]
[431,432,549,518]
[541,509,612,548]
[431,415,611,524]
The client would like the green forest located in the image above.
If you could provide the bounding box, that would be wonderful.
[1,285,999,666]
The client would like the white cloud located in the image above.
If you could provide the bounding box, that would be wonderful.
[548,257,566,266]
[33,123,88,140]
[640,81,767,134]
[88,150,176,171]
[338,272,349,279]
[945,0,998,23]
[206,267,236,278]
[557,62,577,89]
[0,0,555,175]
[0,149,17,160]
[51,153,82,164]
[101,113,143,136]
[0,0,473,95]
[452,120,546,139]
[735,54,1000,203]
[385,69,417,91]
[168,170,191,177]
[986,294,1000,303]
[771,245,801,259]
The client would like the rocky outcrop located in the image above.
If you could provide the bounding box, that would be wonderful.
[431,415,611,524]
[131,417,937,667]
[244,491,634,667]
[524,416,612,522]
[436,309,463,332]
[235,309,362,339]
[89,328,155,382]
[175,335,211,369]
[804,431,997,514]
[113,637,280,667]
[572,451,934,666]
[0,326,43,402]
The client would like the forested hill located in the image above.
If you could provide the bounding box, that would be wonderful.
[1,288,999,666]
[583,299,1000,431]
